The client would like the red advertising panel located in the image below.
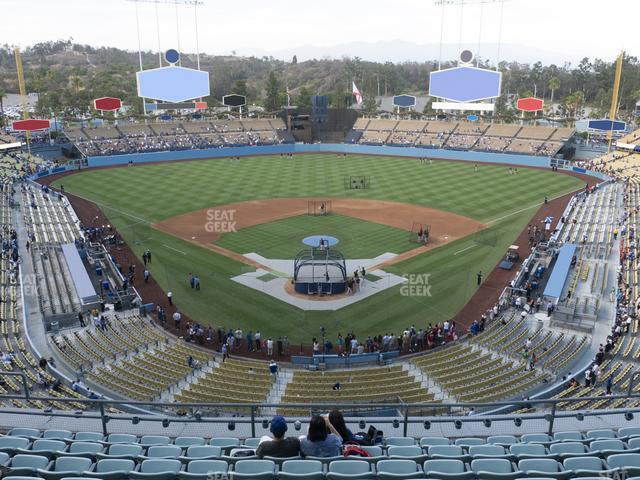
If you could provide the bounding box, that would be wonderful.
[94,97,123,111]
[516,97,544,112]
[12,119,51,131]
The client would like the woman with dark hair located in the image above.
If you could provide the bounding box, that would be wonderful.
[300,414,342,457]
[328,410,355,444]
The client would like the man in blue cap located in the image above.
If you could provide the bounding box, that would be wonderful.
[256,415,300,458]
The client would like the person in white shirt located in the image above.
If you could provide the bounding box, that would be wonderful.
[267,338,274,357]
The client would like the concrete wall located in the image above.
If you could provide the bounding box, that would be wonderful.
[85,144,553,168]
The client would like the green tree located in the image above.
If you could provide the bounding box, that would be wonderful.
[362,94,377,114]
[233,79,248,98]
[296,86,312,108]
[0,86,4,119]
[292,55,297,65]
[548,77,560,104]
[264,71,280,112]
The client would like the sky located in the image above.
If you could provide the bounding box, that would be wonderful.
[0,0,637,64]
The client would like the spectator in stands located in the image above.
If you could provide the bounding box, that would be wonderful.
[256,416,300,458]
[300,414,343,457]
[329,410,356,444]
[269,360,278,377]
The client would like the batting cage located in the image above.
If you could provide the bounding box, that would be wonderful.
[307,200,332,216]
[293,247,347,295]
[344,175,371,190]
[409,222,431,244]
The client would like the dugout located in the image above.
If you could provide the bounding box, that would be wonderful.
[293,247,347,295]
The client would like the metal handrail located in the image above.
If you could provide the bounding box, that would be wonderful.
[1,389,639,437]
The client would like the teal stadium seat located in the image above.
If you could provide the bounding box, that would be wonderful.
[376,459,424,480]
[326,459,374,480]
[385,437,415,447]
[470,458,524,480]
[517,458,572,480]
[231,459,276,480]
[181,445,221,460]
[174,437,205,447]
[607,453,640,476]
[37,456,94,480]
[279,459,324,480]
[562,456,616,477]
[84,458,135,480]
[130,458,183,480]
[177,459,228,480]
[5,454,51,476]
[423,459,474,480]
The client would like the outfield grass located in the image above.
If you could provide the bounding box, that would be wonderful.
[54,154,583,342]
[215,214,416,258]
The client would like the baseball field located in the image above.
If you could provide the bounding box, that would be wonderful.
[53,154,583,342]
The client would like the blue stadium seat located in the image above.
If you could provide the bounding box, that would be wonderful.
[177,459,228,480]
[423,459,474,480]
[468,445,509,459]
[549,442,591,459]
[279,459,324,480]
[140,436,171,447]
[487,436,518,447]
[589,439,633,457]
[326,459,374,480]
[387,446,428,463]
[60,442,104,458]
[96,443,143,459]
[9,428,41,439]
[470,458,524,480]
[618,427,640,439]
[143,445,183,459]
[630,438,640,450]
[419,437,450,447]
[454,438,485,447]
[232,459,276,480]
[174,437,205,447]
[517,458,572,480]
[37,456,94,480]
[43,430,73,441]
[520,434,552,445]
[243,438,262,448]
[562,456,616,477]
[5,454,51,476]
[105,434,137,445]
[181,445,221,460]
[84,458,135,480]
[0,436,31,454]
[552,431,583,442]
[130,458,183,480]
[376,459,423,480]
[607,453,640,476]
[585,429,616,440]
[359,445,386,463]
[73,433,105,444]
[209,438,241,449]
[385,437,416,447]
[19,439,67,458]
[427,445,468,461]
[509,443,551,460]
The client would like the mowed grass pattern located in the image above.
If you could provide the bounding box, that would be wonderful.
[215,214,416,259]
[55,155,583,341]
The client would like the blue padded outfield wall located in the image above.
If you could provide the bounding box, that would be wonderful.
[86,144,552,168]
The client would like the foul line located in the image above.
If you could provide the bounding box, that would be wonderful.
[453,244,477,256]
[485,187,582,225]
[67,192,152,225]
[162,244,186,255]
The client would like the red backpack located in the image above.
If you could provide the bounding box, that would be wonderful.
[343,444,371,458]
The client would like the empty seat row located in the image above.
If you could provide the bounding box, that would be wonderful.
[4,455,640,480]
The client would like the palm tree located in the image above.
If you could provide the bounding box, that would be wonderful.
[548,77,560,104]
